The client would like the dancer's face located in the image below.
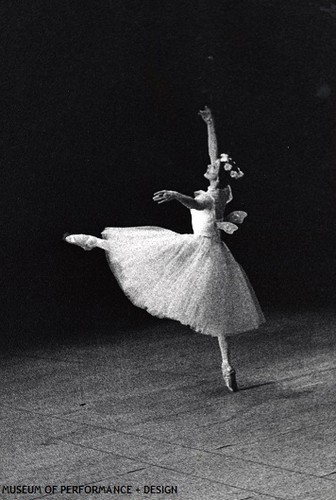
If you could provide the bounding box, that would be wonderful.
[204,160,220,181]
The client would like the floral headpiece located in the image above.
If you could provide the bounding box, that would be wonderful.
[219,153,244,179]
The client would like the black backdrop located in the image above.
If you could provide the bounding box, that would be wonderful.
[1,0,335,339]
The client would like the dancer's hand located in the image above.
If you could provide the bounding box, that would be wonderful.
[198,106,213,123]
[153,190,177,204]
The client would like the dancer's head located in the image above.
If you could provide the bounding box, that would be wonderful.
[204,154,244,188]
[204,159,221,183]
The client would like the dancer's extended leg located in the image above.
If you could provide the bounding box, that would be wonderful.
[217,332,238,392]
[64,234,109,251]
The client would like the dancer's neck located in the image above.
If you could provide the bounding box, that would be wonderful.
[208,181,227,191]
[208,179,219,190]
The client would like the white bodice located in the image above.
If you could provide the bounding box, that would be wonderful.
[190,186,233,238]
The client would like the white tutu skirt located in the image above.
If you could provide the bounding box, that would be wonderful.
[101,226,265,337]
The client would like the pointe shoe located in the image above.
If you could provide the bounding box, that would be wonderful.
[222,366,238,392]
[63,233,98,251]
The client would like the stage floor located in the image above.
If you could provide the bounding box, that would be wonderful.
[1,308,336,500]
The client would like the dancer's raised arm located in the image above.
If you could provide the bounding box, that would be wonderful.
[198,106,218,165]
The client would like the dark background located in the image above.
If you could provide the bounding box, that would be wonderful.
[1,0,335,341]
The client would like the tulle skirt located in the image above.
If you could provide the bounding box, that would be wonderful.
[101,226,265,337]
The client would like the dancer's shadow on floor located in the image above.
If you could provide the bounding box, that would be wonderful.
[238,381,276,391]
[207,381,276,397]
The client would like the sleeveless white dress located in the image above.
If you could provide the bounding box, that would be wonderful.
[94,186,265,337]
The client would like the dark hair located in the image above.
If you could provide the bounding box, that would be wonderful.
[218,162,242,188]
[218,167,231,187]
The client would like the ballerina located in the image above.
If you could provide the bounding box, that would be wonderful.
[64,107,265,392]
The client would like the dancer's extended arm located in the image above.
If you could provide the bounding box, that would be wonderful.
[153,190,211,210]
[198,106,218,164]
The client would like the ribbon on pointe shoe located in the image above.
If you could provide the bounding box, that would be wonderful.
[222,367,238,392]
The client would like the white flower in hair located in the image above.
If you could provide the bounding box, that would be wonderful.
[220,153,230,162]
[236,167,244,178]
[220,152,244,179]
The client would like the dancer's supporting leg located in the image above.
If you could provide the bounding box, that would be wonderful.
[64,234,109,251]
[217,332,238,392]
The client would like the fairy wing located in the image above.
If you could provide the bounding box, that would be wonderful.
[216,211,247,235]
[224,211,248,224]
[216,221,239,234]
